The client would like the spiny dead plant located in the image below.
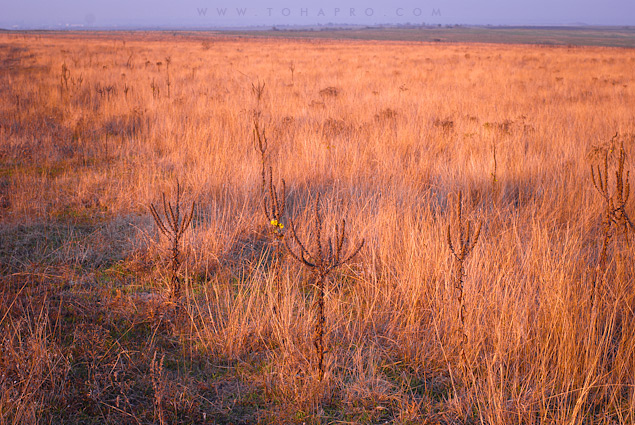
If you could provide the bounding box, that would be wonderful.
[490,141,499,199]
[252,80,266,116]
[149,181,195,301]
[252,80,266,100]
[613,147,634,243]
[289,62,296,85]
[254,121,286,309]
[592,148,616,270]
[254,121,286,238]
[165,56,172,99]
[591,140,634,313]
[588,138,634,391]
[591,141,634,267]
[60,62,70,94]
[446,191,481,377]
[285,194,364,381]
[151,79,160,99]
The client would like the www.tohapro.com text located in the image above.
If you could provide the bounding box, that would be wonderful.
[196,7,441,17]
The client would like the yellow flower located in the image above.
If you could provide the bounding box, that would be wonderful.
[270,219,284,230]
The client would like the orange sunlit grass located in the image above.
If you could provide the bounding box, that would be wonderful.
[0,31,634,424]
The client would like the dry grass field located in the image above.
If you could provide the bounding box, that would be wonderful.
[1,31,635,424]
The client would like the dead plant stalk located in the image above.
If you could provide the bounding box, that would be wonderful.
[149,181,195,300]
[446,191,481,376]
[254,121,287,309]
[285,194,364,381]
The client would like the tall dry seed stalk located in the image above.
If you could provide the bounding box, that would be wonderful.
[149,181,195,300]
[289,62,296,85]
[591,141,634,267]
[490,141,499,199]
[151,78,160,99]
[251,80,266,119]
[590,140,634,314]
[165,56,171,99]
[60,62,70,94]
[285,194,364,381]
[254,121,287,309]
[254,121,286,237]
[446,191,481,374]
[252,80,266,104]
[612,148,634,244]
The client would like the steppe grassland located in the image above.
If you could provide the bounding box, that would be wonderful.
[1,32,635,423]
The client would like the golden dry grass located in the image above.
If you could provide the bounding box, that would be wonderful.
[1,31,635,424]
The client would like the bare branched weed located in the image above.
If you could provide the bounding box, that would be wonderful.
[289,62,296,85]
[165,56,172,99]
[590,140,634,299]
[149,181,195,301]
[254,121,287,315]
[151,78,160,99]
[490,141,499,201]
[587,138,635,414]
[60,62,70,95]
[254,121,286,238]
[285,194,364,382]
[251,80,266,119]
[446,191,481,380]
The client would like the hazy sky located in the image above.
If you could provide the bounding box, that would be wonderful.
[1,0,634,28]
